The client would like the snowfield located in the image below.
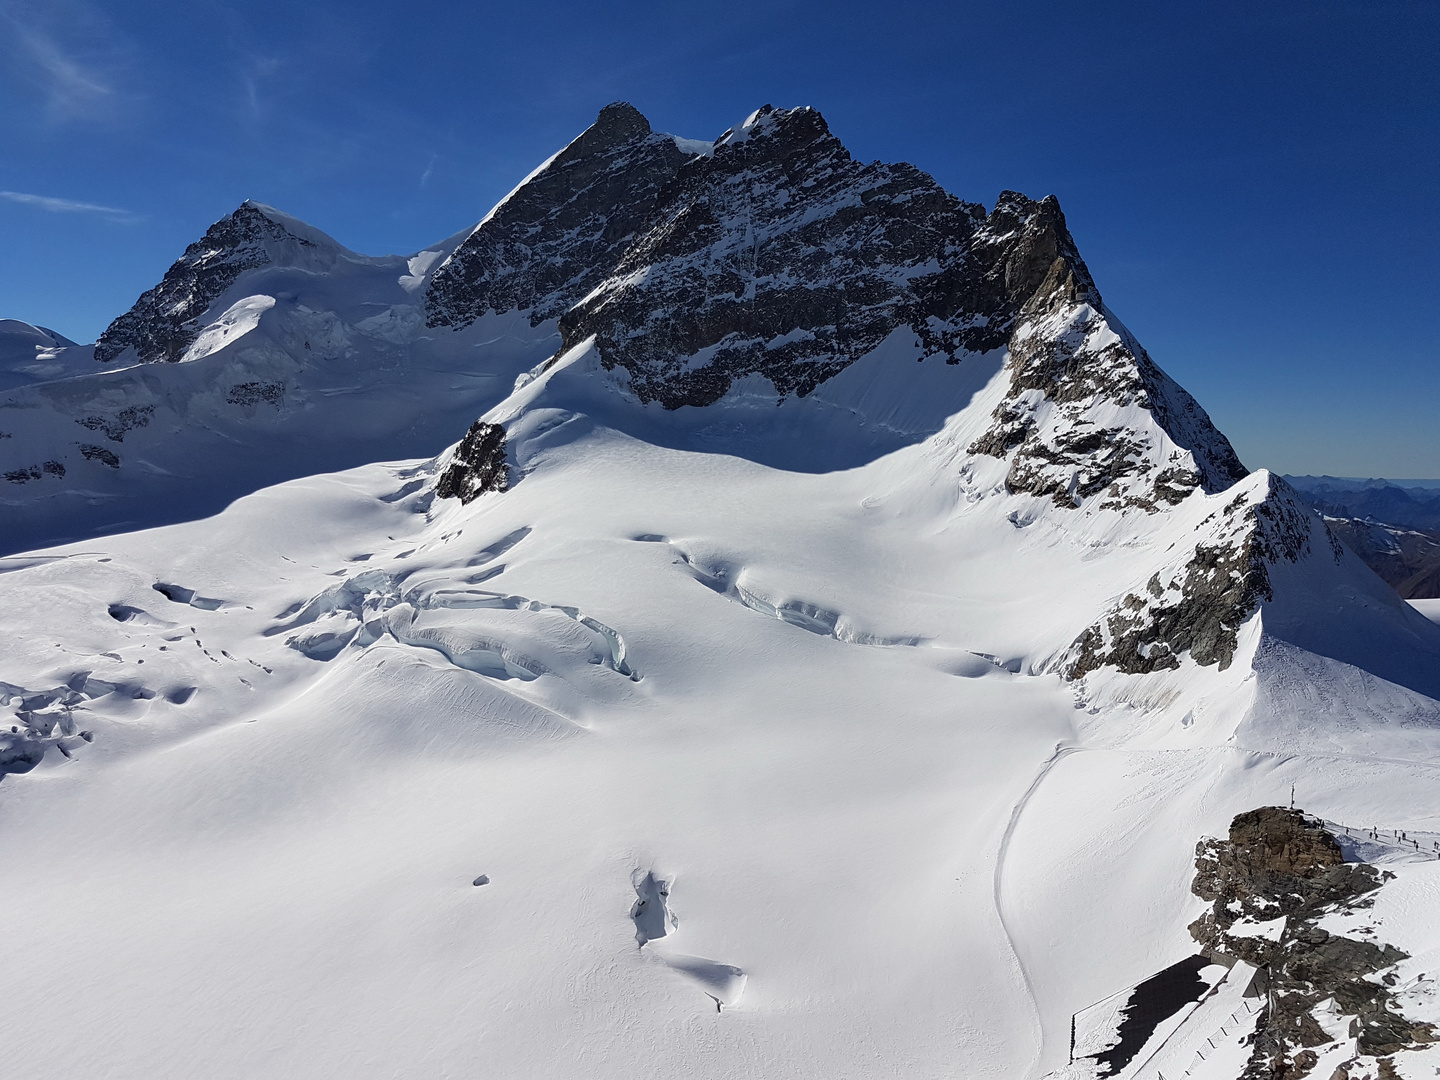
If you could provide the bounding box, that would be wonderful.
[2,345,1437,1078]
[2,103,1438,1080]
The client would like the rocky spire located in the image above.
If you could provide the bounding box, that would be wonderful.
[423,102,694,329]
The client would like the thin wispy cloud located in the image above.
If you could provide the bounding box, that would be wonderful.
[0,190,135,220]
[231,49,285,128]
[0,1,134,123]
[420,154,438,189]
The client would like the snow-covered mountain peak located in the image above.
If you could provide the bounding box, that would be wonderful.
[416,103,1246,521]
[93,200,369,365]
[0,319,94,391]
[2,201,553,553]
[712,102,822,149]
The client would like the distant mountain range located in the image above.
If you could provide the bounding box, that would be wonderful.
[1285,475,1440,597]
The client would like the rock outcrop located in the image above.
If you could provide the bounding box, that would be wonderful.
[434,421,508,503]
[1189,808,1435,1077]
[1067,474,1333,676]
[425,103,693,331]
[967,292,1248,512]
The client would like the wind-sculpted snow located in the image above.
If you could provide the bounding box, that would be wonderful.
[0,319,93,391]
[666,538,925,647]
[0,398,1439,1079]
[0,677,96,779]
[270,559,638,679]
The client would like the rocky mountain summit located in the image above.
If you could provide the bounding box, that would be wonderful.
[425,103,1247,519]
[5,101,1433,700]
[94,202,349,365]
[1191,808,1435,1077]
[2,102,1440,1080]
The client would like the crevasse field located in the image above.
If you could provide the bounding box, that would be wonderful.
[3,341,1438,1078]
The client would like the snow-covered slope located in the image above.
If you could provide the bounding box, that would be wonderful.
[1,103,1438,1080]
[0,318,94,391]
[0,203,557,554]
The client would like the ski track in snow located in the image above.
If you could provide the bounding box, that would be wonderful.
[996,742,1089,1079]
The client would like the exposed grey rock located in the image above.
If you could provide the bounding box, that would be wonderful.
[1067,475,1332,676]
[970,300,1248,511]
[425,103,1090,406]
[75,405,154,442]
[4,460,65,483]
[79,444,121,468]
[434,421,507,503]
[554,105,1006,408]
[1189,808,1435,1077]
[226,382,285,408]
[95,202,318,364]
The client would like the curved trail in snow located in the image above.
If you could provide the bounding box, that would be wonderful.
[994,741,1087,1080]
[988,736,1435,1079]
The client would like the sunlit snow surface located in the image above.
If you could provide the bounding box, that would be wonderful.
[2,350,1440,1079]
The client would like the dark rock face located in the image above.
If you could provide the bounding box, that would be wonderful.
[1068,476,1329,676]
[79,444,121,468]
[4,460,66,484]
[95,202,316,364]
[435,421,508,503]
[554,113,1134,410]
[426,106,1105,406]
[428,101,1249,517]
[76,405,154,442]
[1189,808,1435,1077]
[970,307,1248,511]
[426,103,693,331]
[553,106,1014,408]
[226,382,285,408]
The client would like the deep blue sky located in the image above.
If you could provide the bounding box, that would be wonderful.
[2,0,1436,477]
